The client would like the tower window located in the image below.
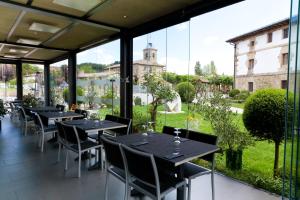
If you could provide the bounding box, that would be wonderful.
[250,40,255,47]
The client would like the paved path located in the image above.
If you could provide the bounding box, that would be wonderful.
[230,107,244,114]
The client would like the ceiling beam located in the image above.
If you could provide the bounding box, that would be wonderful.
[0,57,45,64]
[0,41,70,52]
[7,10,26,40]
[0,0,121,32]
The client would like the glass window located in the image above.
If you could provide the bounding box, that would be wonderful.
[267,32,273,43]
[22,63,44,101]
[283,28,289,39]
[248,82,253,92]
[76,40,120,119]
[0,64,16,101]
[282,53,288,65]
[50,60,68,106]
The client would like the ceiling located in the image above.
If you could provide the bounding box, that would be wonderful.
[0,0,241,63]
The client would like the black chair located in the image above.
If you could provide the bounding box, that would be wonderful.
[162,125,188,138]
[183,130,218,200]
[34,113,57,152]
[60,123,103,178]
[101,136,127,200]
[120,145,186,200]
[56,104,65,112]
[73,109,88,120]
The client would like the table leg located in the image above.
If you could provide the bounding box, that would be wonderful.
[177,166,185,200]
[88,131,103,171]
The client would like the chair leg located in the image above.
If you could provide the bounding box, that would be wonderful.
[211,170,215,200]
[65,150,68,171]
[78,152,81,178]
[57,143,61,162]
[41,133,45,152]
[105,172,109,200]
[187,179,192,200]
[101,147,104,170]
[24,121,27,136]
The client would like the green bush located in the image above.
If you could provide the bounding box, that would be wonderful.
[236,90,250,101]
[176,82,196,103]
[132,106,148,133]
[134,96,142,106]
[229,89,240,98]
[243,89,293,177]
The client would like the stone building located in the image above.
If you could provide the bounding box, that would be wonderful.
[226,18,289,92]
[101,43,165,83]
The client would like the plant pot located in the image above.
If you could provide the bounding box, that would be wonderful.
[226,149,243,170]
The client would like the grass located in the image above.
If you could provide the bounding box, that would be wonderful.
[97,103,285,195]
[230,102,245,109]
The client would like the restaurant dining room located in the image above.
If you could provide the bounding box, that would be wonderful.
[0,0,297,200]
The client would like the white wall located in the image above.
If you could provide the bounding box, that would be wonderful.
[236,27,288,76]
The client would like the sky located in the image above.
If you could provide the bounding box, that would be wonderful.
[55,0,290,76]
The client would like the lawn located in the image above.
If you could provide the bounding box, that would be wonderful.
[97,103,285,194]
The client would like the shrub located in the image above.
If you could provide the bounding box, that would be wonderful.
[134,96,142,106]
[236,90,250,101]
[243,89,293,177]
[132,107,148,133]
[176,82,196,103]
[229,89,240,98]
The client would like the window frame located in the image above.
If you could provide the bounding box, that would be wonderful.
[267,32,273,43]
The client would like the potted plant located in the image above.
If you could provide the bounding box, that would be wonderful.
[198,92,253,170]
[23,94,40,107]
[0,99,7,130]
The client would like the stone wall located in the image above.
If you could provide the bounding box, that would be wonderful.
[235,72,288,91]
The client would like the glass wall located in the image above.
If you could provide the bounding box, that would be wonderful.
[283,0,300,198]
[132,21,193,133]
[0,64,16,101]
[76,40,120,119]
[50,60,68,106]
[22,63,44,100]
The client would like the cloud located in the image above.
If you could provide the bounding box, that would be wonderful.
[174,23,188,31]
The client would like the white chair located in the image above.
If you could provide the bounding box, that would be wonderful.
[19,107,34,136]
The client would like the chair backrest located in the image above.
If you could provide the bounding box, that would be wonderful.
[101,136,124,169]
[121,145,160,191]
[81,110,88,118]
[55,121,68,143]
[74,109,81,114]
[105,114,132,135]
[34,113,45,133]
[162,126,188,138]
[56,104,65,112]
[187,130,218,162]
[19,107,26,120]
[60,123,80,145]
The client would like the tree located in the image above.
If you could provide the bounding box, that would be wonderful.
[198,92,253,170]
[210,61,217,76]
[176,82,196,103]
[243,89,293,177]
[194,61,203,76]
[143,73,176,129]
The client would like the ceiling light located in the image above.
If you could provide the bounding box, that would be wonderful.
[17,38,41,45]
[53,0,103,12]
[9,49,29,54]
[123,15,127,19]
[29,22,60,34]
[3,54,19,58]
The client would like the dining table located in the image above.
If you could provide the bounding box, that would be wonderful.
[115,132,219,200]
[38,111,83,121]
[23,106,59,113]
[64,119,128,170]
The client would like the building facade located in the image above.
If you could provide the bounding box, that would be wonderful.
[227,19,289,92]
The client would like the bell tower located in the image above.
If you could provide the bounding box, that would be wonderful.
[143,43,157,63]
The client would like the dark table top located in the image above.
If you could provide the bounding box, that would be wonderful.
[39,111,83,120]
[24,106,59,112]
[115,133,219,167]
[64,119,127,133]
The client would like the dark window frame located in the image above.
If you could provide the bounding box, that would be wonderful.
[283,28,289,39]
[248,82,254,92]
[267,32,273,43]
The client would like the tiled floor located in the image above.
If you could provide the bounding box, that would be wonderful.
[0,116,281,200]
